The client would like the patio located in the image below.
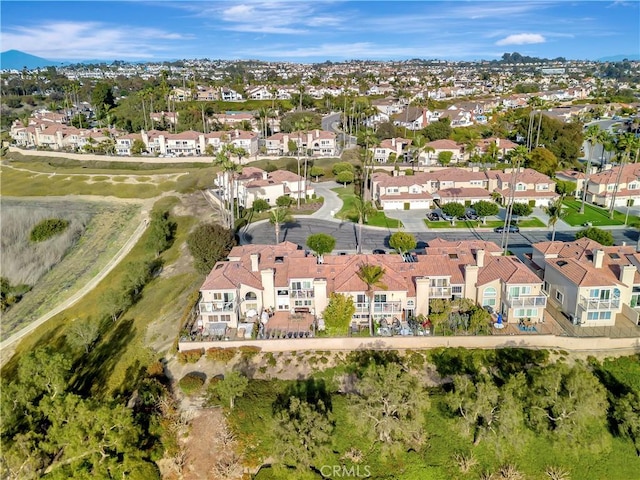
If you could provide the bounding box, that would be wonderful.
[261,311,315,339]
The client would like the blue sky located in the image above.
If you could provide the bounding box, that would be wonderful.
[1,1,638,62]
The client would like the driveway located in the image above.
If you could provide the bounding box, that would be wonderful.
[383,209,429,232]
[309,181,342,222]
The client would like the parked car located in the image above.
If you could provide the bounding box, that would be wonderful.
[494,225,520,233]
[372,249,386,254]
[441,213,455,221]
[465,211,479,220]
[427,212,439,221]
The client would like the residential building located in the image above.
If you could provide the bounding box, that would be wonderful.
[423,139,465,165]
[265,130,337,157]
[487,168,558,207]
[392,107,429,131]
[532,238,640,327]
[584,164,640,208]
[372,137,412,162]
[194,239,545,334]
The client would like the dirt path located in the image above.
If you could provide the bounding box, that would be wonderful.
[0,212,149,364]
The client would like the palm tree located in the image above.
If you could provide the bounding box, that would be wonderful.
[294,117,313,207]
[269,207,292,243]
[352,198,376,254]
[215,149,240,229]
[357,128,380,200]
[411,134,433,172]
[502,145,529,255]
[580,125,602,213]
[356,263,387,336]
[609,133,636,218]
[544,198,567,241]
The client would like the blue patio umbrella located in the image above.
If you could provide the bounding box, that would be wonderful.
[496,313,503,325]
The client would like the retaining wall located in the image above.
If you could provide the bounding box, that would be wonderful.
[178,334,640,353]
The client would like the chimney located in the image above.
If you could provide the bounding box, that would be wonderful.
[476,249,485,268]
[593,249,605,269]
[250,253,260,272]
[392,138,396,147]
[619,264,636,287]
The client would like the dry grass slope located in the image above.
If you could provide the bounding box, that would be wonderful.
[1,202,93,285]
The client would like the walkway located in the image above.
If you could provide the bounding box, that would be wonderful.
[309,181,342,222]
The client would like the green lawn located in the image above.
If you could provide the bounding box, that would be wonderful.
[332,186,403,228]
[426,218,546,229]
[562,199,640,227]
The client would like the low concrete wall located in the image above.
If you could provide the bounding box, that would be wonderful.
[179,334,640,353]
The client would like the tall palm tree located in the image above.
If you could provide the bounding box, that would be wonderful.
[352,197,376,254]
[294,117,313,207]
[411,134,433,172]
[357,128,380,200]
[269,207,292,244]
[580,125,602,213]
[502,146,529,255]
[609,133,636,218]
[215,149,240,229]
[356,263,387,336]
[544,197,567,241]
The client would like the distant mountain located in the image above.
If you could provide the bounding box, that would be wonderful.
[597,54,640,62]
[0,50,63,70]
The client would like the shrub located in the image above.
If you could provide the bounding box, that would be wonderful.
[575,226,614,246]
[252,198,270,213]
[178,372,206,395]
[146,360,165,378]
[177,348,204,364]
[29,218,70,242]
[332,162,355,175]
[206,347,238,363]
[264,352,277,367]
[238,345,261,358]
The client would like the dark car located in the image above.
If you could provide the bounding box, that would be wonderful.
[427,212,439,221]
[494,225,520,233]
[465,212,479,220]
[372,249,386,254]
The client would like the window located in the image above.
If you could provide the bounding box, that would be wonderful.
[294,300,312,307]
[277,290,289,296]
[516,183,526,191]
[514,308,538,318]
[430,278,449,287]
[245,292,257,301]
[374,294,387,303]
[543,281,549,292]
[291,281,312,290]
[509,286,531,297]
[482,287,497,307]
[356,294,367,304]
[555,290,564,304]
[452,286,463,294]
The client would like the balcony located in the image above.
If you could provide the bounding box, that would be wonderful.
[355,301,402,314]
[579,297,620,311]
[290,289,315,299]
[506,294,547,308]
[199,301,235,313]
[429,286,451,298]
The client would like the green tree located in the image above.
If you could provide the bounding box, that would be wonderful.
[580,125,604,213]
[473,200,499,224]
[544,198,567,242]
[309,165,325,181]
[131,139,147,155]
[276,195,293,207]
[274,397,334,470]
[423,118,452,141]
[146,210,173,256]
[269,207,293,244]
[212,371,248,410]
[100,287,132,323]
[389,231,417,254]
[356,263,387,336]
[575,226,614,246]
[438,150,453,166]
[215,149,241,229]
[527,362,608,443]
[332,162,355,175]
[336,170,355,186]
[441,202,466,219]
[306,233,336,257]
[527,147,558,177]
[613,391,640,456]
[17,347,71,399]
[91,82,115,121]
[252,198,270,213]
[555,179,576,197]
[66,318,101,354]
[187,223,236,275]
[511,202,533,218]
[468,306,491,335]
[350,363,428,450]
[322,293,355,336]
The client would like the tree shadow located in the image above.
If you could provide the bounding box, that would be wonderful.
[273,377,333,415]
[345,349,402,376]
[71,317,136,397]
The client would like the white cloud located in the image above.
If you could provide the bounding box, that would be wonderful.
[0,21,191,60]
[496,33,546,46]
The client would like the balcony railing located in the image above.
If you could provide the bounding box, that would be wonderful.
[506,295,547,308]
[355,301,402,314]
[199,301,235,313]
[290,289,315,299]
[579,297,620,311]
[429,286,451,298]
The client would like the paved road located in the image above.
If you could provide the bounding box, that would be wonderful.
[0,214,149,359]
[242,217,640,252]
[322,112,356,149]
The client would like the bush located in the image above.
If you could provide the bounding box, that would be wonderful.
[332,162,355,175]
[238,345,262,358]
[29,218,70,242]
[252,198,270,213]
[178,372,206,395]
[187,223,235,274]
[206,347,238,363]
[276,195,293,207]
[575,226,614,246]
[177,348,204,364]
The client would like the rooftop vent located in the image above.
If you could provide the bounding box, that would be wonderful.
[609,253,620,259]
[557,260,568,267]
[275,256,284,263]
